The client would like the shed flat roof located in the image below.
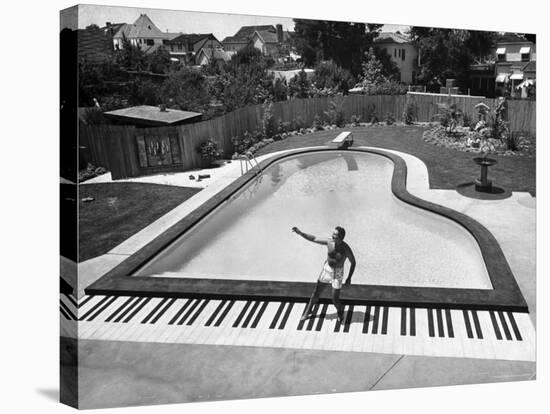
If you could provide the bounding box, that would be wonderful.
[104,105,202,126]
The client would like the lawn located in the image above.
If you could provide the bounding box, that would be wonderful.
[256,125,536,196]
[78,183,200,262]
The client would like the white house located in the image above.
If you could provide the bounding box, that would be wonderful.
[374,32,419,84]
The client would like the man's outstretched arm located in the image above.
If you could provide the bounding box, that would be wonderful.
[292,227,328,245]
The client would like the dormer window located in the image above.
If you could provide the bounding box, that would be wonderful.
[520,47,531,62]
[496,47,506,62]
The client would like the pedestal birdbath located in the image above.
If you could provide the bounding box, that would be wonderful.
[473,157,497,192]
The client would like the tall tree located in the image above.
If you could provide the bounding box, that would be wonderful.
[292,19,382,75]
[409,27,495,90]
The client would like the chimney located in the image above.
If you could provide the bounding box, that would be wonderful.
[276,24,283,43]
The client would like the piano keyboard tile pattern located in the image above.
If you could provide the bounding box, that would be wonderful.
[62,296,536,362]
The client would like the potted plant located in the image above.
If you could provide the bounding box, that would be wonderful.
[197,140,223,168]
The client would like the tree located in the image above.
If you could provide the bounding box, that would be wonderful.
[288,69,311,98]
[409,27,495,90]
[292,19,382,76]
[146,46,172,74]
[311,61,355,94]
[159,68,210,113]
[115,33,146,70]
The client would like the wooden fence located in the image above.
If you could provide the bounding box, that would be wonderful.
[80,94,536,179]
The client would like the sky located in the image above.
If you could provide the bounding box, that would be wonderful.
[61,4,410,39]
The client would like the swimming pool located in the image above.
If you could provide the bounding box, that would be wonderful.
[134,150,492,290]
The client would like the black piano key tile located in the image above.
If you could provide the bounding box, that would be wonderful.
[232,301,252,328]
[79,296,111,321]
[498,311,513,340]
[123,297,152,323]
[278,302,294,330]
[242,301,261,328]
[427,308,435,337]
[507,312,523,341]
[105,297,135,322]
[205,300,227,327]
[463,309,474,339]
[316,304,328,332]
[343,305,354,333]
[87,296,118,322]
[400,307,407,336]
[64,294,78,309]
[168,299,193,325]
[471,311,483,339]
[187,299,209,326]
[141,298,169,324]
[305,304,319,331]
[489,311,503,340]
[436,308,445,338]
[269,302,286,329]
[410,308,416,336]
[150,298,177,324]
[362,306,372,334]
[214,300,235,327]
[372,306,380,334]
[250,301,269,329]
[60,306,72,321]
[445,309,454,338]
[381,306,389,335]
[60,300,77,321]
[78,295,94,309]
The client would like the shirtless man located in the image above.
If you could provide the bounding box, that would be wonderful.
[292,226,356,322]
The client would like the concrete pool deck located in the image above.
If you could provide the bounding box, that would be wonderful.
[66,145,536,408]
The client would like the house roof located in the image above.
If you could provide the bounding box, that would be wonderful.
[222,36,250,44]
[235,25,276,38]
[170,33,212,45]
[495,33,531,44]
[104,105,202,126]
[198,48,231,62]
[101,22,126,37]
[253,29,279,44]
[113,14,167,39]
[375,32,412,44]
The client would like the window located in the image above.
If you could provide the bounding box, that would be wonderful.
[520,47,531,62]
[146,39,154,46]
[394,48,397,57]
[402,48,406,60]
[496,47,506,62]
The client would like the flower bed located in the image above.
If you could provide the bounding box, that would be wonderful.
[422,126,535,157]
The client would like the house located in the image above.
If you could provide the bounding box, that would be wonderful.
[251,25,290,58]
[111,14,179,53]
[196,48,231,66]
[221,36,250,55]
[167,33,222,64]
[77,25,114,64]
[223,24,292,59]
[493,33,536,98]
[374,32,419,84]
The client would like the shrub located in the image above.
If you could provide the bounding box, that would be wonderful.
[262,101,277,138]
[324,96,345,127]
[232,129,264,155]
[462,112,472,128]
[272,77,288,101]
[197,140,222,162]
[385,113,395,126]
[292,116,306,131]
[504,131,524,151]
[277,119,292,134]
[313,115,325,130]
[435,101,463,134]
[364,103,377,123]
[81,107,107,125]
[403,96,418,125]
[350,115,361,127]
[311,61,355,95]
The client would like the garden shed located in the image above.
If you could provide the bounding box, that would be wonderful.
[104,105,203,127]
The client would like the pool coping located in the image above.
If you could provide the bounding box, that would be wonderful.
[86,147,528,312]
